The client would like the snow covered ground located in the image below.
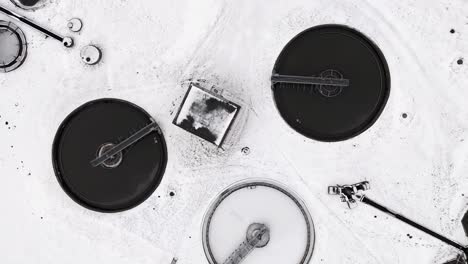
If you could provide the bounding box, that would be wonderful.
[1,0,468,263]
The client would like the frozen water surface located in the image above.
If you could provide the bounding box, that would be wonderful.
[0,0,468,263]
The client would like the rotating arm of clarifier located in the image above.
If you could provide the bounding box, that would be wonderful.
[90,121,160,167]
[223,224,270,264]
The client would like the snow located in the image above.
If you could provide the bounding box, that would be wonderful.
[1,0,468,263]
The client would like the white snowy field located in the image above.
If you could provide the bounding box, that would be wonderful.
[0,0,468,263]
